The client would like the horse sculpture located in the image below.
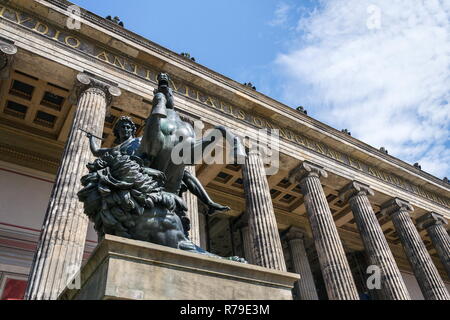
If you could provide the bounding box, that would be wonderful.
[78,73,246,262]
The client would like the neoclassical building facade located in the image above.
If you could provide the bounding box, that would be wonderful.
[0,0,449,300]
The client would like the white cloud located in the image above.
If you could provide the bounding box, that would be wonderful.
[275,0,450,178]
[269,2,291,27]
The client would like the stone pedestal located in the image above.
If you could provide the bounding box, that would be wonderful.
[289,161,359,300]
[25,73,121,300]
[58,235,299,300]
[339,181,410,300]
[381,199,450,300]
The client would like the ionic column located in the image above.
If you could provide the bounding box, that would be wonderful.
[381,199,450,300]
[0,38,17,79]
[183,165,200,246]
[417,212,450,279]
[25,73,121,300]
[286,227,319,300]
[242,149,286,271]
[289,161,359,300]
[339,181,410,300]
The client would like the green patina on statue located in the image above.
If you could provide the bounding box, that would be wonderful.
[78,73,246,262]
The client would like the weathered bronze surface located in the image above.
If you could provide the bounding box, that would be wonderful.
[78,73,246,262]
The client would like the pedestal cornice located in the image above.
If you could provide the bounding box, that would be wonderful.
[59,235,300,300]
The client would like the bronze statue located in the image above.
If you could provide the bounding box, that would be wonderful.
[78,73,246,262]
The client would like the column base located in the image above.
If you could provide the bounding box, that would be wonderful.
[58,235,299,300]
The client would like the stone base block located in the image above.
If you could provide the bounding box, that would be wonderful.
[59,235,299,300]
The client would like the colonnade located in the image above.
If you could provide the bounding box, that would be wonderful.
[24,72,450,300]
[232,158,449,300]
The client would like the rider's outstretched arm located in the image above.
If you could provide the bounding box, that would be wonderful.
[87,133,111,157]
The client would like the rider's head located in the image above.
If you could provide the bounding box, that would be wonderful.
[113,116,137,144]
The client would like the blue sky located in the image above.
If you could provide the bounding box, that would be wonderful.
[72,0,450,180]
[72,0,317,101]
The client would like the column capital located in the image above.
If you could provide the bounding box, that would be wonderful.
[380,198,414,217]
[0,37,17,79]
[245,142,273,158]
[70,72,121,106]
[416,212,448,230]
[247,148,263,157]
[339,180,374,203]
[289,161,328,184]
[284,226,306,242]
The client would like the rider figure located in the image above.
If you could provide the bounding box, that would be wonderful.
[87,115,230,215]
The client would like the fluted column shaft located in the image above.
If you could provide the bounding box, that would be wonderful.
[417,212,450,279]
[340,181,410,300]
[290,161,359,300]
[426,226,450,279]
[381,199,450,300]
[25,73,120,300]
[183,166,200,246]
[286,228,319,300]
[242,150,286,271]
